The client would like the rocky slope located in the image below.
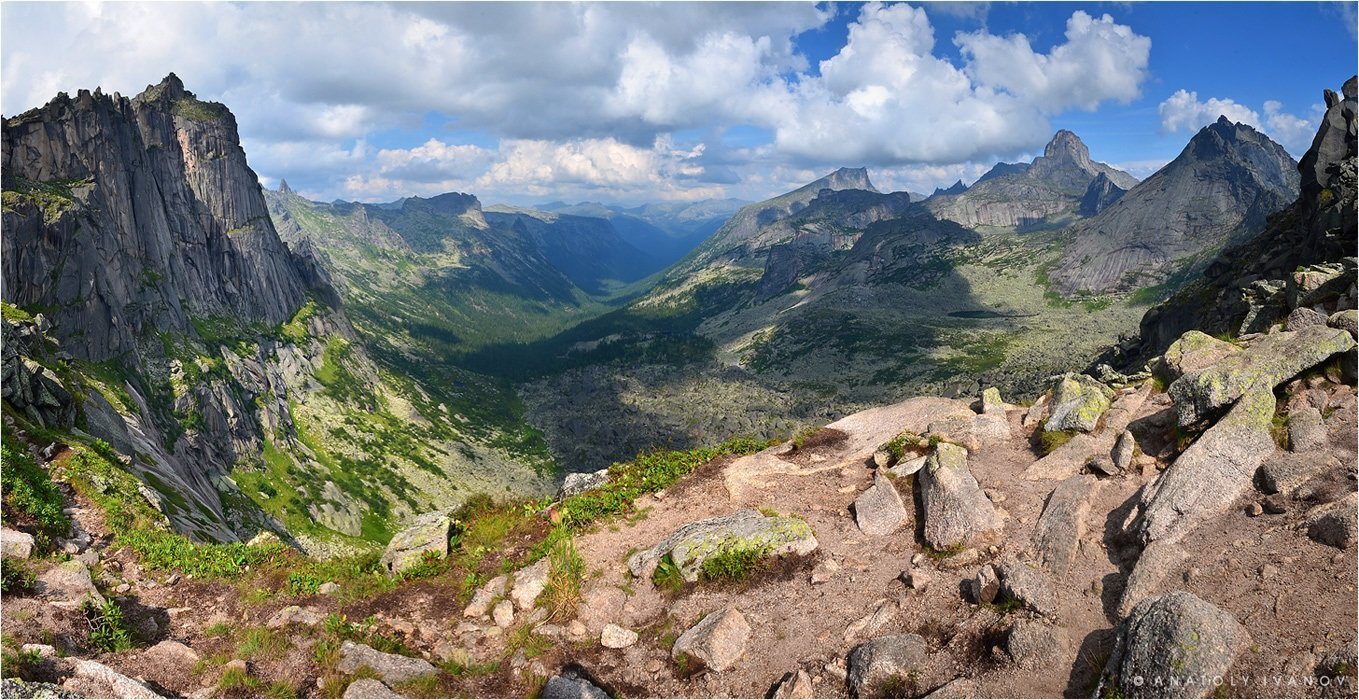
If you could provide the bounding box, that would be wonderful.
[926,131,1138,229]
[1050,117,1301,295]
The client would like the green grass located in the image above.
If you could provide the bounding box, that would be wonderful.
[882,431,925,461]
[82,598,134,652]
[699,544,773,582]
[0,559,36,595]
[651,553,687,593]
[216,667,261,697]
[1039,430,1076,455]
[1,433,71,540]
[538,526,584,620]
[236,626,289,660]
[205,623,232,638]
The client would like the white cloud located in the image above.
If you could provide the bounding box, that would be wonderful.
[1157,89,1316,157]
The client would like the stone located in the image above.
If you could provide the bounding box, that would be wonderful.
[844,599,896,643]
[343,679,404,699]
[1246,502,1264,517]
[541,671,609,699]
[143,640,200,667]
[887,455,928,478]
[903,568,931,590]
[853,472,909,536]
[1112,430,1136,470]
[246,531,281,548]
[1,528,35,559]
[995,557,1059,617]
[1034,475,1099,577]
[1006,620,1066,669]
[1134,387,1277,545]
[1328,309,1358,340]
[872,450,893,469]
[772,669,815,699]
[918,443,1003,550]
[1,679,82,698]
[558,468,611,500]
[980,387,1005,414]
[1258,451,1334,494]
[568,620,588,638]
[601,624,638,649]
[672,607,750,672]
[1098,591,1248,699]
[1158,331,1240,382]
[810,558,840,584]
[1288,407,1328,452]
[967,565,1000,604]
[1168,326,1355,426]
[1044,373,1114,434]
[19,644,56,659]
[64,659,163,699]
[510,559,550,611]
[493,600,515,628]
[36,560,104,608]
[1262,495,1289,514]
[379,512,451,575]
[1088,456,1121,477]
[1286,306,1329,331]
[337,641,437,685]
[463,574,509,618]
[1119,542,1189,617]
[318,582,340,595]
[1306,494,1358,549]
[627,510,817,583]
[846,634,928,698]
[266,605,325,629]
[923,678,980,698]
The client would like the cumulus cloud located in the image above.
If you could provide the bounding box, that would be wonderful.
[1157,89,1317,156]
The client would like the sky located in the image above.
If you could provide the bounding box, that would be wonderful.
[2,2,1355,206]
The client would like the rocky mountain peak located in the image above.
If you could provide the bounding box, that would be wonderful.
[1042,129,1092,166]
[278,178,294,195]
[809,167,877,194]
[931,180,968,197]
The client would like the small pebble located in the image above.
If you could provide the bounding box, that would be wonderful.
[1246,503,1263,517]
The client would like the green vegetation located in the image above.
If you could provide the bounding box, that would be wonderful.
[1038,430,1076,455]
[882,431,925,461]
[216,666,261,697]
[0,559,36,594]
[538,526,585,620]
[1,433,71,540]
[700,543,773,582]
[0,301,33,321]
[172,97,231,122]
[650,553,686,593]
[236,626,289,660]
[83,598,135,652]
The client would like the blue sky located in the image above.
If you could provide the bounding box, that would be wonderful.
[2,2,1355,205]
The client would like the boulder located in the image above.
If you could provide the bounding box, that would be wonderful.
[541,671,609,699]
[463,574,509,618]
[336,641,437,685]
[846,634,928,698]
[853,472,909,536]
[1118,542,1189,617]
[1168,326,1355,426]
[1044,374,1114,434]
[1134,387,1277,545]
[672,607,750,672]
[342,679,403,699]
[1098,592,1248,699]
[1,528,35,559]
[1306,494,1358,549]
[980,387,1005,415]
[1158,331,1240,382]
[1006,620,1066,669]
[510,559,550,611]
[995,557,1058,617]
[1286,307,1329,331]
[887,455,928,478]
[843,599,896,643]
[558,468,610,500]
[918,443,1002,550]
[318,582,340,595]
[379,511,451,575]
[967,565,1000,604]
[1328,309,1358,339]
[63,659,163,699]
[772,669,815,699]
[1,679,82,699]
[1290,263,1351,309]
[266,605,325,629]
[142,640,200,667]
[36,560,104,608]
[627,510,817,583]
[1257,451,1334,494]
[493,600,515,628]
[1288,407,1328,452]
[1112,431,1136,470]
[600,624,637,649]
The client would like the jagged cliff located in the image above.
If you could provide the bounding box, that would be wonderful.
[1051,117,1300,295]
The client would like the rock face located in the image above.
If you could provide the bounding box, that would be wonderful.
[672,608,750,672]
[627,509,817,583]
[1099,592,1249,699]
[853,472,909,536]
[846,634,929,698]
[1053,116,1299,295]
[927,130,1138,229]
[918,443,1003,550]
[379,512,451,574]
[1044,374,1114,433]
[1157,331,1240,382]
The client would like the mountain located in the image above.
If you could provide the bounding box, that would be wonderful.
[926,130,1139,229]
[1049,117,1300,295]
[2,75,552,548]
[536,198,746,266]
[1078,172,1127,217]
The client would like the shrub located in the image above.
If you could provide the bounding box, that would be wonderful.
[700,544,772,582]
[0,434,70,538]
[651,554,686,593]
[0,559,36,595]
[398,551,447,581]
[83,598,134,652]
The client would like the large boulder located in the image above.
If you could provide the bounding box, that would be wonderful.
[541,671,609,699]
[1158,331,1240,382]
[918,443,1002,550]
[342,679,404,699]
[336,641,436,685]
[1256,451,1334,494]
[63,660,163,699]
[846,634,929,698]
[994,557,1059,617]
[671,607,750,672]
[1044,374,1114,434]
[1306,493,1358,549]
[1288,407,1328,452]
[1098,592,1249,699]
[627,510,817,583]
[1034,475,1099,577]
[853,472,909,536]
[1006,620,1067,670]
[379,511,451,575]
[36,560,104,609]
[1118,541,1189,617]
[1,528,35,559]
[1168,326,1356,426]
[557,468,610,500]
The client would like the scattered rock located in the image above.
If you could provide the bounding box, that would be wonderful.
[342,679,404,699]
[846,634,928,698]
[1306,494,1358,549]
[558,468,611,500]
[318,582,340,595]
[1006,620,1066,669]
[0,528,35,559]
[853,472,909,536]
[887,455,928,478]
[627,510,817,583]
[246,531,281,548]
[918,443,1003,550]
[379,512,451,575]
[843,599,896,643]
[810,558,840,584]
[1034,475,1099,577]
[1289,407,1328,452]
[1286,306,1329,331]
[337,641,437,685]
[672,607,750,672]
[1262,495,1289,514]
[1112,430,1136,469]
[601,624,638,649]
[967,565,1000,604]
[902,567,931,590]
[772,669,815,699]
[64,659,163,699]
[1088,456,1121,477]
[463,575,509,618]
[1,679,82,699]
[924,677,980,698]
[1044,373,1114,434]
[510,559,550,611]
[266,605,325,629]
[143,640,200,667]
[1246,502,1264,517]
[995,557,1058,617]
[872,450,894,469]
[1328,309,1358,339]
[541,670,609,699]
[1098,591,1249,699]
[1257,451,1334,494]
[493,600,515,628]
[36,560,104,608]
